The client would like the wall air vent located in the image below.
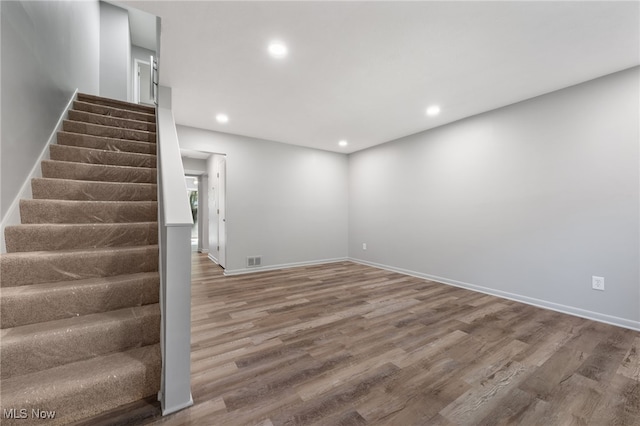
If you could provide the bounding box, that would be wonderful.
[247,256,262,268]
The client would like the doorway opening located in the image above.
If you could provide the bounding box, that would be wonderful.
[133,58,154,106]
[181,152,226,268]
[185,175,199,251]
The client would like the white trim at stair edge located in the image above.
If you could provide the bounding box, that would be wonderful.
[349,257,640,332]
[160,392,193,416]
[0,89,79,253]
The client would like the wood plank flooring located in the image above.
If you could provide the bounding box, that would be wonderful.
[116,254,640,425]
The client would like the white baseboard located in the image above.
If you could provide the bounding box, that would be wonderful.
[198,248,209,254]
[349,257,640,332]
[224,257,348,276]
[1,89,78,253]
[207,253,219,265]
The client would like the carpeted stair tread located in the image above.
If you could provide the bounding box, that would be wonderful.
[0,272,160,329]
[1,304,160,379]
[57,131,157,155]
[32,178,157,201]
[63,120,156,143]
[19,199,157,224]
[68,110,156,133]
[73,100,156,123]
[0,343,161,425]
[0,245,159,287]
[77,92,156,115]
[41,160,157,184]
[4,222,158,252]
[50,144,156,168]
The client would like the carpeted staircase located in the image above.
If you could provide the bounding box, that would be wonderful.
[0,93,161,425]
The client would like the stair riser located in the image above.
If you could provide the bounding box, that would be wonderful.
[73,101,156,123]
[50,144,156,168]
[0,273,159,329]
[41,160,157,184]
[57,132,156,155]
[1,305,160,379]
[19,200,158,224]
[68,110,157,133]
[4,223,158,252]
[64,120,156,143]
[0,344,161,426]
[0,246,159,287]
[77,93,156,115]
[32,178,157,202]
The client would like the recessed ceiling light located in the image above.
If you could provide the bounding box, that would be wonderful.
[338,140,348,147]
[426,105,441,116]
[268,42,288,58]
[216,113,229,123]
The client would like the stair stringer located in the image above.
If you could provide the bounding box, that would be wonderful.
[0,89,78,254]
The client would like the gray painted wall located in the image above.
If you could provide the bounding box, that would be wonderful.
[100,1,131,102]
[132,44,156,65]
[349,67,640,325]
[177,126,349,273]
[181,157,207,174]
[1,0,100,220]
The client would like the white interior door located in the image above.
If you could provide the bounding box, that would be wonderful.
[218,157,227,268]
[197,175,208,253]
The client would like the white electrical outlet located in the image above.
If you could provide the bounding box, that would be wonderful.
[592,276,605,291]
[362,243,367,250]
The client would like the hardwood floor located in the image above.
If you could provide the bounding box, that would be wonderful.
[136,254,638,425]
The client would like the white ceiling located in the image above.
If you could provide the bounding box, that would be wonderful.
[121,1,639,154]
